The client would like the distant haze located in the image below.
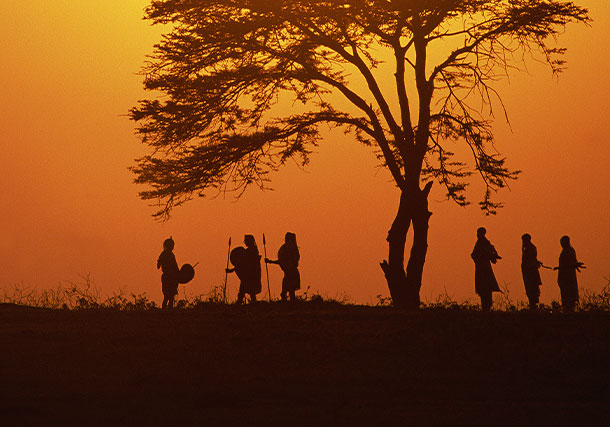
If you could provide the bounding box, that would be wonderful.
[1,1,609,304]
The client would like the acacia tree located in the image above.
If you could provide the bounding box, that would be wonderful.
[130,0,588,308]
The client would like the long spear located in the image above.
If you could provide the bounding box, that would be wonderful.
[223,237,231,303]
[263,233,271,302]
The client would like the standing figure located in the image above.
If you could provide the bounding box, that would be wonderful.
[265,232,301,301]
[471,227,502,311]
[521,233,543,309]
[555,235,585,312]
[157,237,179,309]
[226,234,262,304]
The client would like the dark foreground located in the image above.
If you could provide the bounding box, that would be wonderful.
[1,303,608,426]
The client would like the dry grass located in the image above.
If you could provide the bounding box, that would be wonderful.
[2,275,609,313]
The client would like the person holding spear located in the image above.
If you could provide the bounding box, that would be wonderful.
[226,234,262,304]
[265,232,301,302]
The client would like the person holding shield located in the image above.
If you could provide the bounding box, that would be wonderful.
[226,234,262,304]
[157,237,179,309]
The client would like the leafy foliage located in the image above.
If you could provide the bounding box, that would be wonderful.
[131,0,589,218]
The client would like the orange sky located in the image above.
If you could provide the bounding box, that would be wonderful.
[1,1,609,305]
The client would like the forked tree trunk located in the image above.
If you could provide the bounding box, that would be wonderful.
[380,182,432,309]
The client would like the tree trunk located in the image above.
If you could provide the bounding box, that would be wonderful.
[380,182,432,309]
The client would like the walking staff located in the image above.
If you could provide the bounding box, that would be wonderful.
[263,233,271,302]
[223,237,231,303]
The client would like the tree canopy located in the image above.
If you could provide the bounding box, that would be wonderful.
[131,0,588,219]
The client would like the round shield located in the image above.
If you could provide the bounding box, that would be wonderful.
[230,246,246,268]
[178,263,195,284]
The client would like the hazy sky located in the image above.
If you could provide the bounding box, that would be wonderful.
[1,1,609,305]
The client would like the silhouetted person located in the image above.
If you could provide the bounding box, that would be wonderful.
[265,232,301,301]
[157,237,179,309]
[226,234,262,304]
[471,227,502,311]
[521,233,543,309]
[554,235,585,312]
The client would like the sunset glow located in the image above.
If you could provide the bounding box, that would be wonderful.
[1,1,609,305]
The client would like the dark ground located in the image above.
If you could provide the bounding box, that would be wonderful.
[1,302,608,426]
